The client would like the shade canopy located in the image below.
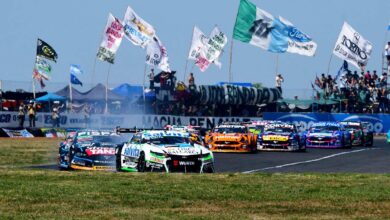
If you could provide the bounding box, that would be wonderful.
[35,93,66,102]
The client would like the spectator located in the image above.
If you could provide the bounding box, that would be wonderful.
[27,102,36,127]
[51,103,60,128]
[275,73,284,96]
[385,42,390,69]
[160,72,169,89]
[188,73,196,90]
[17,104,25,128]
[331,105,338,113]
[148,68,154,90]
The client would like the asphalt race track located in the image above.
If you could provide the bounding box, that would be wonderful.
[214,137,390,173]
[32,137,390,173]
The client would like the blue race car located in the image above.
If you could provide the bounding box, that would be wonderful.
[58,130,124,171]
[304,122,352,148]
[258,122,305,152]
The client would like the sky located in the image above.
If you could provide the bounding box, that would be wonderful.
[0,0,389,98]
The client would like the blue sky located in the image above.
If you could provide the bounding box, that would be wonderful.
[0,0,389,96]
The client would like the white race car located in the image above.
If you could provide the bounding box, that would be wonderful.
[116,130,214,173]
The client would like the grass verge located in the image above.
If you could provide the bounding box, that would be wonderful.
[1,170,390,219]
[0,139,390,219]
[0,138,60,167]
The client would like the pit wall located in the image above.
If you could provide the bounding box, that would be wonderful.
[0,111,260,130]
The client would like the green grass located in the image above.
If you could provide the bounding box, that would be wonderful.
[0,138,60,167]
[0,139,390,219]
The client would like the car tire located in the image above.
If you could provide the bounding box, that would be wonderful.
[116,145,123,172]
[202,164,215,173]
[137,152,146,172]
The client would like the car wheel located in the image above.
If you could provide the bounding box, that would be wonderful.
[202,164,215,173]
[116,145,123,172]
[137,152,146,172]
[67,149,74,170]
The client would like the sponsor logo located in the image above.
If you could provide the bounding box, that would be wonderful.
[85,147,115,156]
[341,35,367,60]
[124,147,140,157]
[263,135,289,141]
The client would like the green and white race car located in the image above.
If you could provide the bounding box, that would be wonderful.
[116,130,214,173]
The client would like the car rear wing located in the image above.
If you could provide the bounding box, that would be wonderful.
[115,126,163,134]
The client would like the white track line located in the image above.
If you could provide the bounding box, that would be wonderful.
[242,148,378,174]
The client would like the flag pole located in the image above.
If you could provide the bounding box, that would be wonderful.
[91,56,98,89]
[381,22,389,73]
[183,26,195,82]
[32,80,36,100]
[69,75,73,111]
[105,63,112,114]
[143,63,148,114]
[275,54,280,75]
[228,39,234,83]
[326,54,334,75]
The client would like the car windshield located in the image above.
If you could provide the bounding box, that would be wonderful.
[214,127,246,133]
[77,135,123,145]
[344,125,361,130]
[146,136,190,145]
[265,126,293,133]
[310,126,339,132]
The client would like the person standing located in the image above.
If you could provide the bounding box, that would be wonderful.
[385,42,390,70]
[188,73,196,90]
[275,74,284,96]
[148,68,154,90]
[27,102,36,127]
[51,104,60,128]
[18,104,25,128]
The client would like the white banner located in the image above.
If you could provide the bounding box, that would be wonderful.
[333,22,373,70]
[0,111,261,130]
[146,36,171,72]
[97,13,124,64]
[123,6,155,48]
[196,26,228,72]
[188,26,208,60]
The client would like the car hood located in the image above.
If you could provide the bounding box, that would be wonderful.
[154,143,209,156]
[307,132,336,137]
[211,133,244,141]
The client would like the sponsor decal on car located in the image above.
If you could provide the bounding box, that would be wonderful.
[85,147,115,156]
[262,135,289,141]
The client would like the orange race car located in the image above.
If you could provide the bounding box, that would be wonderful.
[205,123,257,153]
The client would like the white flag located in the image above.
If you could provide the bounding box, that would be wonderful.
[188,26,208,60]
[333,22,373,70]
[123,6,155,48]
[196,26,228,72]
[146,36,171,72]
[96,14,124,64]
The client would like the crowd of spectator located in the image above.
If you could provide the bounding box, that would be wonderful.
[313,69,389,113]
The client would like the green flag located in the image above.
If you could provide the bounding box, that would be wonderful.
[233,0,274,50]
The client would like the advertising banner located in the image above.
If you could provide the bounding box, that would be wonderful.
[264,112,389,134]
[0,111,261,130]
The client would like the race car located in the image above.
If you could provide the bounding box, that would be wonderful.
[247,120,276,149]
[58,130,124,171]
[116,130,214,173]
[204,123,257,153]
[165,125,204,145]
[361,122,374,147]
[387,130,390,144]
[165,125,201,135]
[57,131,76,167]
[339,121,372,146]
[258,123,305,152]
[304,122,352,148]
